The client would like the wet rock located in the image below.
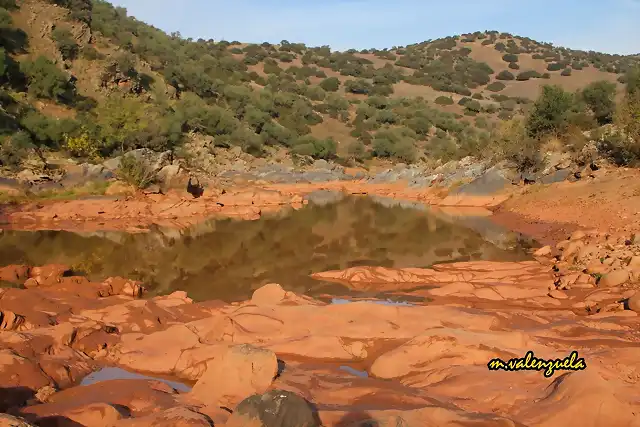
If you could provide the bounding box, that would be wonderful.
[226,390,320,427]
[190,344,278,408]
[599,269,630,287]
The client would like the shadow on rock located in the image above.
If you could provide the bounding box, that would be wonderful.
[335,412,380,427]
[0,386,36,413]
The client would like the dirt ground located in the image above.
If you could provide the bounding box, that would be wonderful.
[492,167,640,243]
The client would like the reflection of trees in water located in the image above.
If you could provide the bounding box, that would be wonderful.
[0,197,533,301]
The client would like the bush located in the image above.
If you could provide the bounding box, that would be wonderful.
[486,82,505,92]
[547,62,564,71]
[526,85,574,138]
[561,68,572,76]
[319,77,340,92]
[458,97,471,105]
[541,73,551,79]
[508,62,520,70]
[20,56,74,101]
[345,139,367,161]
[344,79,372,95]
[116,154,157,189]
[464,100,482,113]
[580,80,617,125]
[516,70,541,81]
[496,70,515,80]
[472,93,484,100]
[292,135,337,159]
[51,27,79,61]
[502,53,518,63]
[435,96,454,105]
[489,118,542,172]
[64,130,101,160]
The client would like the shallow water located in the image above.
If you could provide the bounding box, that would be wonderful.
[80,367,191,392]
[0,196,536,302]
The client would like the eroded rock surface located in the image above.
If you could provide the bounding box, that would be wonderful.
[0,258,639,426]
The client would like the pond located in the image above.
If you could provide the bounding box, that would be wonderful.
[0,195,537,302]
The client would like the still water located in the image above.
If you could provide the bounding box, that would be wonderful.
[0,195,536,302]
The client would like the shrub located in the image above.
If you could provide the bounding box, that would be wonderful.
[508,62,520,70]
[292,135,337,159]
[435,96,454,105]
[496,70,515,80]
[526,85,574,138]
[472,93,484,100]
[20,56,74,101]
[64,130,101,160]
[561,68,572,76]
[516,70,541,81]
[542,73,551,79]
[481,40,493,46]
[494,42,506,52]
[345,139,367,161]
[344,79,372,95]
[489,118,542,172]
[486,81,505,92]
[51,27,79,61]
[116,154,157,189]
[502,53,518,63]
[547,62,564,71]
[458,97,471,105]
[464,100,482,113]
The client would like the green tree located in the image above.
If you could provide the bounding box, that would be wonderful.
[526,85,574,138]
[319,77,340,92]
[580,80,617,125]
[20,56,74,101]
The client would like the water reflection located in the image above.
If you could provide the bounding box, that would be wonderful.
[0,196,536,302]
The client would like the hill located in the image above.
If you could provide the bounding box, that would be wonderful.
[0,0,639,179]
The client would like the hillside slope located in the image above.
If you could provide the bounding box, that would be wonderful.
[0,0,639,174]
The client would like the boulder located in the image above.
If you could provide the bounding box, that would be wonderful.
[189,344,278,407]
[225,390,321,427]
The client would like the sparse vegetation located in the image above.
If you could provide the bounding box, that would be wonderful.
[0,3,637,174]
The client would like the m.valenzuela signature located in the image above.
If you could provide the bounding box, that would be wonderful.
[487,351,587,377]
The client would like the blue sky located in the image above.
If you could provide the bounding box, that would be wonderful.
[109,0,640,55]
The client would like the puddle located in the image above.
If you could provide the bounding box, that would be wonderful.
[0,196,537,302]
[80,367,191,392]
[339,366,369,378]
